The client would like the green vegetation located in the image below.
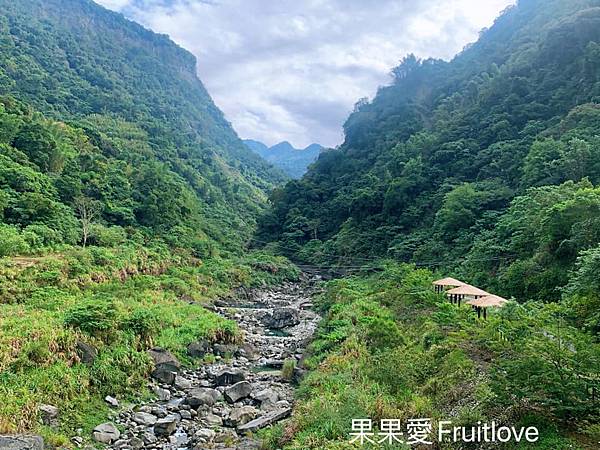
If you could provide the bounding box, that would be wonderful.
[259,0,600,302]
[0,245,298,445]
[260,264,599,449]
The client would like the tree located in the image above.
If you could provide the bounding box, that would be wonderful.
[74,196,101,247]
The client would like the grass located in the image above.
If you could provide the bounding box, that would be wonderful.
[0,243,299,446]
[262,262,594,450]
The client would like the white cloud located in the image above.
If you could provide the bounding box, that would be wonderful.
[96,0,515,148]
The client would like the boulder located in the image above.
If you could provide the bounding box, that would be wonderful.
[174,375,192,391]
[148,347,181,369]
[213,343,238,356]
[214,369,245,386]
[39,404,59,426]
[76,341,98,365]
[187,340,210,358]
[237,408,292,433]
[261,308,299,329]
[104,395,119,408]
[224,381,252,403]
[151,363,179,385]
[133,412,158,426]
[253,388,279,405]
[154,415,178,437]
[236,343,259,360]
[204,413,223,427]
[92,422,120,444]
[227,406,258,427]
[0,435,44,450]
[154,386,171,401]
[186,388,222,408]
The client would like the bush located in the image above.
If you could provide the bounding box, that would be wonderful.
[89,224,127,247]
[64,298,118,341]
[122,308,160,346]
[22,224,62,249]
[0,224,29,256]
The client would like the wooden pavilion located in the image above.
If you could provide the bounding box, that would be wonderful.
[446,284,490,306]
[432,277,466,294]
[466,295,508,319]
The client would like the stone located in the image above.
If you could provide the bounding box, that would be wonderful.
[142,431,157,445]
[129,437,144,449]
[39,404,59,426]
[204,413,223,426]
[0,435,44,450]
[148,347,181,369]
[194,428,216,442]
[261,308,299,329]
[187,340,210,358]
[174,375,193,390]
[153,415,178,437]
[237,408,292,433]
[76,340,98,365]
[213,343,238,356]
[105,395,119,408]
[224,381,252,403]
[227,406,258,427]
[236,343,259,360]
[154,386,171,401]
[151,363,179,385]
[253,388,279,405]
[92,422,120,444]
[214,369,245,386]
[133,412,157,426]
[180,409,192,420]
[186,388,221,408]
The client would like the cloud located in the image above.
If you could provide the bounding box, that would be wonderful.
[96,0,515,148]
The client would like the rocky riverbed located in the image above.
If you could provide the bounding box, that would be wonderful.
[88,275,321,450]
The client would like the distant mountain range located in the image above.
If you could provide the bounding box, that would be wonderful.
[244,140,322,178]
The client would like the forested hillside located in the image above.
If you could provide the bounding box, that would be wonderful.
[0,0,297,445]
[259,0,600,302]
[0,0,285,252]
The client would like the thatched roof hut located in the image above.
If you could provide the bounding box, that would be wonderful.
[432,277,466,293]
[446,284,490,297]
[466,295,508,308]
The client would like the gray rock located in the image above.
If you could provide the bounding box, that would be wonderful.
[129,437,144,449]
[0,435,44,450]
[253,388,279,405]
[194,428,216,442]
[227,406,258,427]
[92,422,120,444]
[237,408,292,432]
[187,340,210,358]
[76,340,98,365]
[204,413,223,426]
[105,395,119,408]
[236,343,259,360]
[151,363,179,385]
[213,343,238,356]
[153,415,178,437]
[224,381,252,403]
[39,404,59,426]
[133,412,157,426]
[174,375,192,390]
[148,347,181,368]
[215,369,245,386]
[186,388,221,408]
[154,386,171,401]
[261,308,299,329]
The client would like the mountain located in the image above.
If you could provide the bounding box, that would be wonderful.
[259,0,600,302]
[0,0,286,249]
[244,139,322,178]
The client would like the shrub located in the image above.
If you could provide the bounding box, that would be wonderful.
[64,298,118,341]
[0,224,29,257]
[282,359,296,381]
[122,308,160,347]
[89,224,127,247]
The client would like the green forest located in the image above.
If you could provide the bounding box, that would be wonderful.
[0,0,599,448]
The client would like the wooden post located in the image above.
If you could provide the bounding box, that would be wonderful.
[483,308,487,320]
[477,307,481,319]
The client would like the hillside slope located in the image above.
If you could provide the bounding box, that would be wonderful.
[260,0,600,301]
[0,0,285,248]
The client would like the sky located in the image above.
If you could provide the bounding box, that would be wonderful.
[96,0,516,148]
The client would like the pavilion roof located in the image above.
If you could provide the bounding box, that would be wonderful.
[432,277,466,287]
[446,284,490,297]
[466,295,509,308]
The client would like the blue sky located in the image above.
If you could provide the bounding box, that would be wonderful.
[97,0,515,148]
